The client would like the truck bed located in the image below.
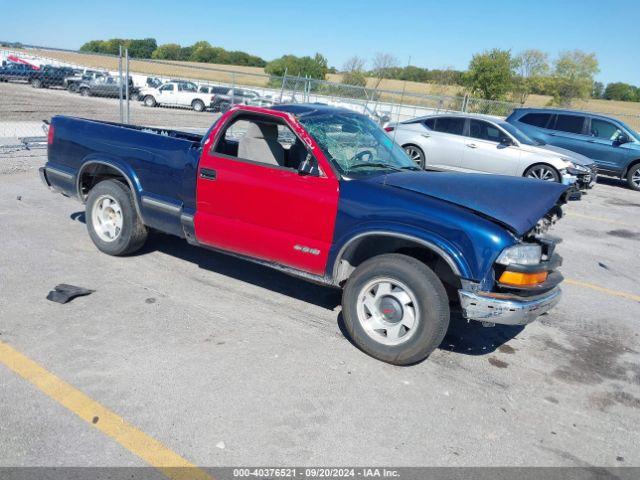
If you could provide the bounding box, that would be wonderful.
[44,116,207,237]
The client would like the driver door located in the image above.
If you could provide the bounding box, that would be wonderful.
[157,84,176,105]
[461,119,521,175]
[194,112,340,275]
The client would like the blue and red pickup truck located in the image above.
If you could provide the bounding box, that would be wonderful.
[41,104,568,364]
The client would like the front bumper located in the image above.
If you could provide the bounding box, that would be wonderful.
[458,287,562,326]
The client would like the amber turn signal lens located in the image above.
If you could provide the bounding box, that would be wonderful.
[499,271,548,286]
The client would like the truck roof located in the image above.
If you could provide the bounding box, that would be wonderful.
[270,103,356,117]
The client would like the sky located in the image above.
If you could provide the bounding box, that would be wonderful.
[3,0,639,85]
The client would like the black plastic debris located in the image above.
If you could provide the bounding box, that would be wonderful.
[46,284,95,304]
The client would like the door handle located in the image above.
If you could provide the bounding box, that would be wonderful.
[200,168,217,180]
[466,143,477,149]
[421,133,431,138]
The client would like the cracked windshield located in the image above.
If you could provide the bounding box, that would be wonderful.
[300,112,418,174]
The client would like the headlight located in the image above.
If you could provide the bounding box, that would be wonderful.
[496,244,542,266]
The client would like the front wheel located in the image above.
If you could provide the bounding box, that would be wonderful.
[524,164,560,182]
[403,145,426,169]
[627,164,640,191]
[86,179,148,256]
[342,254,450,365]
[30,78,42,88]
[219,101,231,113]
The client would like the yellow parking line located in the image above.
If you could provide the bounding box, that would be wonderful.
[566,212,638,229]
[565,278,640,303]
[0,341,213,480]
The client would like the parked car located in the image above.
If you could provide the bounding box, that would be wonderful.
[507,108,640,191]
[28,65,76,89]
[41,104,568,365]
[0,62,37,82]
[78,75,139,100]
[64,70,106,93]
[139,81,214,112]
[200,86,263,112]
[385,113,595,190]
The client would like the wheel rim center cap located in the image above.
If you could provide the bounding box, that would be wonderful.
[379,296,403,323]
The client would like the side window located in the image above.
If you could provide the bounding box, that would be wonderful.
[468,120,508,143]
[553,114,586,134]
[213,117,310,170]
[520,113,552,128]
[160,84,174,92]
[423,118,436,130]
[433,117,465,136]
[590,118,623,141]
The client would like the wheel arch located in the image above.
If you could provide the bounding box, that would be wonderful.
[76,158,144,220]
[621,158,640,178]
[331,231,469,288]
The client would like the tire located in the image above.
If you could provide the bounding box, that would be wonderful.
[144,95,157,107]
[30,78,42,88]
[192,99,205,112]
[80,88,91,97]
[67,83,78,93]
[524,163,560,182]
[130,92,139,102]
[85,179,148,256]
[342,253,450,365]
[219,101,231,113]
[626,163,640,191]
[403,144,426,169]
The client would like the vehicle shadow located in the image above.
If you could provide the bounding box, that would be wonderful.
[71,212,523,357]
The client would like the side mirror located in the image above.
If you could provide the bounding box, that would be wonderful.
[298,154,319,176]
[616,134,630,145]
[500,136,514,147]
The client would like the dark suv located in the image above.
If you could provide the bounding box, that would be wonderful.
[507,108,640,191]
[28,65,77,89]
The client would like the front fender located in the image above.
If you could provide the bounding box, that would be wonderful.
[329,221,473,282]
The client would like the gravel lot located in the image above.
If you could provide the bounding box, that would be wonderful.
[0,81,220,137]
[1,148,640,470]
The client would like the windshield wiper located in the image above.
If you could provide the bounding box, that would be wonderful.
[349,162,404,172]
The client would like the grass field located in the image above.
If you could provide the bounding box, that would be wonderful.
[13,48,640,125]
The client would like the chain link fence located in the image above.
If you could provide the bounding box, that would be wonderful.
[2,45,640,148]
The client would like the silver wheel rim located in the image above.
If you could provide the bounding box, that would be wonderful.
[91,195,123,242]
[404,146,424,167]
[356,277,420,346]
[632,169,640,188]
[194,102,203,111]
[145,97,154,106]
[527,166,557,181]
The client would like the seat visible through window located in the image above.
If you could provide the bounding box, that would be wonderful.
[237,122,285,166]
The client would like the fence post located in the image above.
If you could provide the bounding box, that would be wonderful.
[118,45,123,123]
[125,48,130,124]
[231,72,236,106]
[279,68,287,104]
[462,93,469,113]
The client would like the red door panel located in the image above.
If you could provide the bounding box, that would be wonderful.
[194,111,339,275]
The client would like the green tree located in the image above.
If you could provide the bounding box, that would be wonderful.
[603,82,638,102]
[126,38,157,58]
[464,49,515,100]
[151,43,182,60]
[265,53,328,79]
[592,81,604,98]
[552,50,599,104]
[514,49,549,102]
[341,56,367,87]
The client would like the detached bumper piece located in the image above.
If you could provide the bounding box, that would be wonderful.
[459,287,562,326]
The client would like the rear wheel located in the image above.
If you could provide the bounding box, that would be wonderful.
[342,254,450,365]
[219,101,231,113]
[403,145,426,169]
[524,164,560,182]
[144,95,157,107]
[67,83,78,93]
[626,163,640,191]
[192,99,205,112]
[85,179,148,256]
[30,78,42,88]
[79,87,91,97]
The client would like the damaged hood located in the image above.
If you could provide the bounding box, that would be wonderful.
[376,171,568,236]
